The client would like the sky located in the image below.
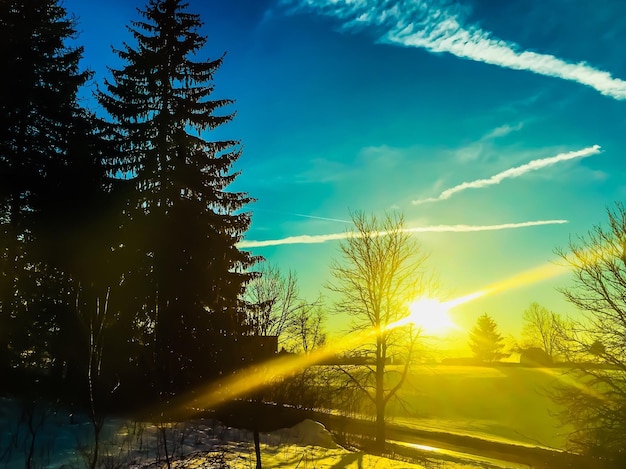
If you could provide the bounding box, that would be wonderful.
[63,0,626,338]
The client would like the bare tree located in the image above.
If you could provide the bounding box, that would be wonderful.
[242,262,325,468]
[292,305,326,353]
[75,284,111,469]
[521,302,563,359]
[244,261,324,351]
[552,202,626,465]
[245,262,300,338]
[327,211,430,451]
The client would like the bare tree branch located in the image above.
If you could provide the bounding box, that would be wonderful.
[553,202,626,462]
[327,211,431,450]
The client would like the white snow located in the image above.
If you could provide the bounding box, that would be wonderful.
[0,398,524,468]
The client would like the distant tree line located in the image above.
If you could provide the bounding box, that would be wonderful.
[0,0,261,412]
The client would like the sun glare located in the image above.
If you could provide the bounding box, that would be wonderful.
[170,261,571,415]
[408,297,457,335]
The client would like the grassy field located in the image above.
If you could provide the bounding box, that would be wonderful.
[384,365,573,450]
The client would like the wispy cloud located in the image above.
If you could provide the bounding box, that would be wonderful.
[238,219,568,248]
[282,0,626,100]
[454,122,524,163]
[481,122,524,141]
[412,145,601,205]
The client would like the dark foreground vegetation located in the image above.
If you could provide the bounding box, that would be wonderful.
[3,0,626,467]
[1,0,255,410]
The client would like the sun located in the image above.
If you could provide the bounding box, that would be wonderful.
[408,297,456,335]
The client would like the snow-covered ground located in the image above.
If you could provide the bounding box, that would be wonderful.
[73,418,514,468]
[0,397,522,468]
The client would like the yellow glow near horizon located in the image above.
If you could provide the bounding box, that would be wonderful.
[407,297,457,334]
[164,258,577,417]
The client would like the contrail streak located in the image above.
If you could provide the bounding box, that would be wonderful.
[238,220,568,248]
[255,208,351,224]
[413,145,601,205]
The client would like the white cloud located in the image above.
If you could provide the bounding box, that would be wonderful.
[238,219,568,248]
[412,145,601,205]
[481,122,524,141]
[283,0,626,100]
[454,143,484,163]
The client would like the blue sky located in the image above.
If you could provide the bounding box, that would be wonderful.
[64,0,626,336]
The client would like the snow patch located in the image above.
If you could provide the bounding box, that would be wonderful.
[268,419,340,449]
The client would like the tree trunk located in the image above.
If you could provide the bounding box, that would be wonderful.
[375,336,385,452]
[254,427,262,469]
[90,422,101,469]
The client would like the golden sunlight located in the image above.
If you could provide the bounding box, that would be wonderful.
[168,260,573,416]
[407,297,457,335]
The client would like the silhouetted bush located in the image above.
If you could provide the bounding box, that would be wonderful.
[520,347,553,367]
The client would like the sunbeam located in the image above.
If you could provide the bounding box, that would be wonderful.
[166,257,602,418]
[477,262,568,297]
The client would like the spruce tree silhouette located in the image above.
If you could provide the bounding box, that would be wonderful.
[0,0,96,388]
[468,313,506,363]
[97,0,257,398]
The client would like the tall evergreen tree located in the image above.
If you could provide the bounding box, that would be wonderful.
[98,0,256,394]
[468,313,507,362]
[0,0,95,376]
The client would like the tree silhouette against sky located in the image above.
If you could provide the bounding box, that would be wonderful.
[0,0,99,378]
[328,211,429,451]
[469,313,506,363]
[97,0,257,394]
